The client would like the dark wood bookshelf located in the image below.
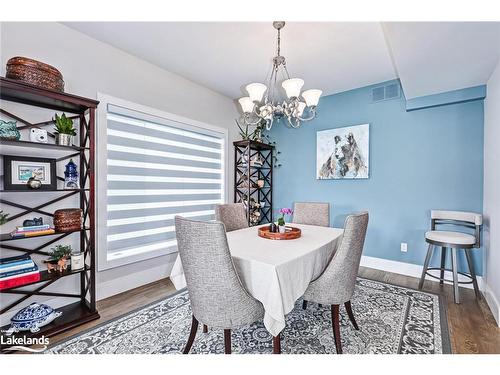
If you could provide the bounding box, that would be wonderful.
[0,77,99,351]
[234,140,274,226]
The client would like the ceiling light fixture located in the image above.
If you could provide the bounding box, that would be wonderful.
[237,21,322,131]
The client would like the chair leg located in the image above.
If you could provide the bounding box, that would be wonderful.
[440,247,447,285]
[273,333,281,354]
[451,248,460,304]
[418,244,433,290]
[224,329,231,354]
[344,301,359,330]
[331,304,342,354]
[203,324,208,333]
[182,315,199,354]
[465,249,481,300]
[302,300,308,310]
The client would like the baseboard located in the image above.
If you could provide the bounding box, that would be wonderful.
[360,255,485,291]
[484,283,500,327]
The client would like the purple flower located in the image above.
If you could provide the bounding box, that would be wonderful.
[279,208,293,215]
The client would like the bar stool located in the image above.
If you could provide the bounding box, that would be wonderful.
[418,210,482,304]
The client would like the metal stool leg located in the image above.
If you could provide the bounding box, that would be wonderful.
[439,247,447,285]
[465,249,481,300]
[451,248,460,304]
[419,244,433,290]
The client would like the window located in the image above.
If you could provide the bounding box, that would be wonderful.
[97,95,227,270]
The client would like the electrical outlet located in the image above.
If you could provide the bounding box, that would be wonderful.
[400,243,408,253]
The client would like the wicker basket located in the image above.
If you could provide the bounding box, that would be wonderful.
[54,209,82,232]
[6,56,65,92]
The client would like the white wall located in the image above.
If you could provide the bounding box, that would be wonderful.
[0,22,239,324]
[484,58,500,326]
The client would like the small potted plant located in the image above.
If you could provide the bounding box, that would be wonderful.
[0,210,9,225]
[54,113,76,146]
[45,244,72,273]
[277,208,293,233]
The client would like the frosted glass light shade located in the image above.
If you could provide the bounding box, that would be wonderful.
[302,89,322,107]
[296,101,306,117]
[238,97,255,113]
[282,78,304,98]
[246,83,267,102]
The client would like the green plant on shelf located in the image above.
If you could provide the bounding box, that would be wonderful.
[54,113,76,135]
[48,244,73,261]
[0,210,9,225]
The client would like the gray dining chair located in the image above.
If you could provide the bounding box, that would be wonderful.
[215,203,249,232]
[174,216,281,354]
[293,202,330,227]
[302,212,369,354]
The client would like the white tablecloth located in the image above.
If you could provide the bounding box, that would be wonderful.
[170,223,343,336]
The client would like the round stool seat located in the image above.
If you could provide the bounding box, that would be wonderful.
[425,230,476,246]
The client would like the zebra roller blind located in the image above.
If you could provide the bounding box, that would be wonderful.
[106,104,225,262]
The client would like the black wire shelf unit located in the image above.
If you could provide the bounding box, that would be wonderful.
[234,140,274,226]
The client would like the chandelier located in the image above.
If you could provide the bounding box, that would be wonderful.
[237,21,322,131]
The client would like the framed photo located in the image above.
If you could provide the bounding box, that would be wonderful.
[317,124,369,180]
[3,155,57,190]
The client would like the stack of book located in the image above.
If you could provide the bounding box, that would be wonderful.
[0,254,40,290]
[10,224,55,238]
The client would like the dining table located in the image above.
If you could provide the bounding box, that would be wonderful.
[170,223,344,337]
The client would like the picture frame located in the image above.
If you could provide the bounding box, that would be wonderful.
[316,123,370,180]
[3,155,57,191]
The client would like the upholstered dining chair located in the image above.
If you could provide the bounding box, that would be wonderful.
[215,203,248,232]
[294,202,331,309]
[302,212,369,354]
[174,216,281,354]
[293,202,330,227]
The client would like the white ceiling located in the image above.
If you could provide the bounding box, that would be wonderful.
[64,22,500,100]
[384,22,500,99]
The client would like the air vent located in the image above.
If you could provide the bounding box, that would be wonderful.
[371,83,401,103]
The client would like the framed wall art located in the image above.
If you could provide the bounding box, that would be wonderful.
[317,123,369,180]
[3,155,57,190]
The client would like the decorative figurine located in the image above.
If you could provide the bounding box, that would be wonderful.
[6,303,62,335]
[29,128,48,143]
[27,177,42,189]
[64,159,79,189]
[0,120,21,141]
[23,217,43,227]
[269,223,277,233]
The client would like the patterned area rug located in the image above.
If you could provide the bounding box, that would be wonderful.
[46,278,451,354]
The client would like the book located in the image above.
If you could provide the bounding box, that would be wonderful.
[10,229,55,238]
[0,254,30,265]
[0,265,38,279]
[0,258,33,269]
[0,260,35,273]
[0,271,41,290]
[15,224,50,232]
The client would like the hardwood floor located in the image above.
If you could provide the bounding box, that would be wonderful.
[48,267,500,353]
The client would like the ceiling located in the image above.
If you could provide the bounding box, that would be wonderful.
[64,22,500,100]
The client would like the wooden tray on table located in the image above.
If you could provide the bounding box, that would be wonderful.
[258,226,302,240]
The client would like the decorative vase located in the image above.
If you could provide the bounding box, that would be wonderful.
[56,133,72,146]
[278,225,286,234]
[0,120,21,141]
[64,159,79,189]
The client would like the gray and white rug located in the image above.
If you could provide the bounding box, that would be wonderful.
[46,278,451,354]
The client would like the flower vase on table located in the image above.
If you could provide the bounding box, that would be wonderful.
[277,208,293,233]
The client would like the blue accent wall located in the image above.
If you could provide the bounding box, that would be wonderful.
[270,80,485,274]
